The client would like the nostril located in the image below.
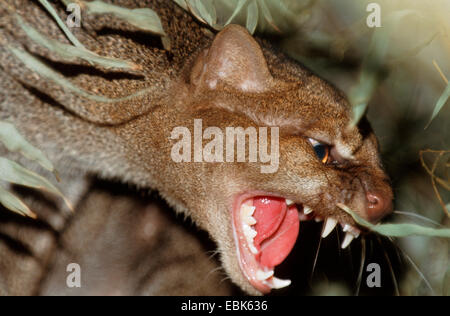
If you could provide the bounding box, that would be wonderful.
[367,193,380,206]
[366,192,392,222]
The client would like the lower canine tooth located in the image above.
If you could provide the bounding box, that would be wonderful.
[256,270,274,281]
[321,217,337,238]
[341,233,354,249]
[342,224,360,238]
[303,206,313,214]
[271,277,291,289]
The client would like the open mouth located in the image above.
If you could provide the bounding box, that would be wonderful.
[232,193,361,294]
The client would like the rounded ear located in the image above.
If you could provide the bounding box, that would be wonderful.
[190,24,274,93]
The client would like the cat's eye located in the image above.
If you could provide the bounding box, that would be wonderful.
[307,138,331,164]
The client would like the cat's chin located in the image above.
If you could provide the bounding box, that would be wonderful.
[231,192,361,294]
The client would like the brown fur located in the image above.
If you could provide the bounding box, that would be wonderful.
[0,0,392,295]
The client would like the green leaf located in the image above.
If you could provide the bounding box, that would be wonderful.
[225,0,248,26]
[38,0,84,48]
[0,121,54,172]
[258,0,279,32]
[82,0,167,36]
[15,15,139,70]
[172,0,188,10]
[350,9,420,127]
[425,81,450,129]
[0,157,72,210]
[0,186,36,218]
[192,0,216,27]
[337,203,450,238]
[246,0,259,34]
[8,46,153,104]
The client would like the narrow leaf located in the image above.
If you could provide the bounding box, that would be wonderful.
[225,0,248,26]
[185,0,207,24]
[9,46,153,104]
[0,121,54,172]
[425,81,450,129]
[337,203,450,238]
[192,0,216,27]
[83,0,167,36]
[15,15,139,70]
[246,0,259,34]
[0,157,72,210]
[0,186,36,218]
[258,0,280,32]
[38,0,85,48]
[172,0,188,10]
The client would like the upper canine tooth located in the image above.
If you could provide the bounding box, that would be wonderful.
[286,199,294,206]
[321,217,337,238]
[341,233,354,249]
[256,269,274,281]
[303,206,313,215]
[271,277,291,289]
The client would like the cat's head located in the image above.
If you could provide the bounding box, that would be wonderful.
[160,24,393,295]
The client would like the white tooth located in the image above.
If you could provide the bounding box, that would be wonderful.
[271,277,291,289]
[248,243,259,254]
[286,199,294,206]
[241,205,256,218]
[314,217,323,222]
[303,206,313,215]
[341,233,354,249]
[243,224,257,239]
[256,269,274,281]
[243,216,257,225]
[342,224,360,238]
[241,205,257,225]
[321,217,338,238]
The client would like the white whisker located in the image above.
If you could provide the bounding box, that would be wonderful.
[355,237,366,296]
[393,211,443,227]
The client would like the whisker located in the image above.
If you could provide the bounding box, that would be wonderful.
[378,236,400,296]
[396,243,435,295]
[387,236,404,265]
[206,249,220,260]
[311,235,323,282]
[355,237,366,296]
[393,211,443,227]
[220,276,231,284]
[205,266,225,280]
[347,239,354,273]
[336,229,341,257]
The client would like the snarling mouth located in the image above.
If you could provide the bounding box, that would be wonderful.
[232,193,361,294]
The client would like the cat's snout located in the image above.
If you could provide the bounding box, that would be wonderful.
[366,191,393,222]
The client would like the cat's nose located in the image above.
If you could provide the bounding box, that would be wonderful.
[366,191,393,222]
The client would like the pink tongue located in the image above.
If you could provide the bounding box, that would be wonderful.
[253,197,300,269]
